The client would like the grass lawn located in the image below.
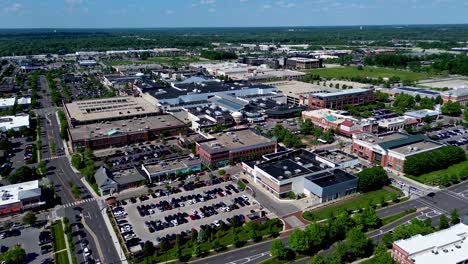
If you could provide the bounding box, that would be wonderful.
[304,188,402,221]
[56,251,69,264]
[381,209,417,226]
[406,160,468,186]
[52,220,66,251]
[308,67,439,82]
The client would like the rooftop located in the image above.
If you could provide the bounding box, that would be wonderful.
[353,132,408,144]
[0,97,15,108]
[0,180,41,206]
[311,88,372,99]
[112,168,147,185]
[314,149,357,164]
[64,96,160,123]
[198,129,275,154]
[0,115,29,130]
[257,159,312,180]
[143,158,201,175]
[395,223,468,264]
[405,109,440,119]
[306,169,358,187]
[390,140,443,156]
[267,80,339,97]
[68,114,185,141]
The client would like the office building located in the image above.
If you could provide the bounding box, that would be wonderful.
[141,158,202,183]
[308,88,375,110]
[392,223,468,264]
[94,166,147,195]
[0,180,44,215]
[242,149,358,200]
[68,114,186,151]
[196,129,277,167]
[285,57,322,69]
[441,86,468,105]
[0,115,29,132]
[64,96,160,127]
[352,132,443,173]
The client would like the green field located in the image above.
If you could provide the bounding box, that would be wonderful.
[407,160,468,185]
[304,188,402,221]
[51,220,69,264]
[309,67,438,81]
[104,56,208,66]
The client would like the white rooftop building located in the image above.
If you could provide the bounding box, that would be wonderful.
[0,180,43,215]
[0,98,16,109]
[392,223,468,264]
[0,115,29,132]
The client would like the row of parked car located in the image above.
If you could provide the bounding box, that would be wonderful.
[113,207,141,250]
[155,214,247,245]
[432,128,467,140]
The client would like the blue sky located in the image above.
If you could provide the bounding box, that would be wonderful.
[1,0,468,28]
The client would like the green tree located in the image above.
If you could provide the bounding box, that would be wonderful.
[435,95,443,105]
[360,206,381,230]
[439,214,449,230]
[270,240,289,260]
[345,228,371,259]
[1,245,26,264]
[372,243,396,264]
[192,241,202,257]
[442,101,462,116]
[308,255,324,264]
[8,166,37,184]
[451,209,460,225]
[288,229,311,252]
[414,94,421,102]
[71,154,83,169]
[356,167,389,192]
[142,241,155,257]
[22,212,37,225]
[305,223,326,249]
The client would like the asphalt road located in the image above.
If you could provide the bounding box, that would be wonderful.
[38,75,122,264]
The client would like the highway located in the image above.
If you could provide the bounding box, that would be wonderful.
[38,75,122,264]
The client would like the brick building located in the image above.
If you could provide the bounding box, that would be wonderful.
[352,132,443,173]
[196,129,277,167]
[0,180,44,215]
[308,88,375,110]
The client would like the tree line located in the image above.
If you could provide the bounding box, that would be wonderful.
[405,146,466,176]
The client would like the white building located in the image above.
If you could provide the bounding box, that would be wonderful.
[0,98,16,109]
[0,115,29,132]
[392,223,468,264]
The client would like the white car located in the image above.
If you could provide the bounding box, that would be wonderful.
[242,195,249,201]
[213,220,220,227]
[83,247,91,256]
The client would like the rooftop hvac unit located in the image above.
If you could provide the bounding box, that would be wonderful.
[294,169,301,174]
[284,171,292,176]
[283,166,288,170]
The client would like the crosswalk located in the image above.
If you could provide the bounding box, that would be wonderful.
[43,155,67,161]
[62,198,97,208]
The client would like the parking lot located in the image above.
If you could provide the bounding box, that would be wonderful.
[4,136,36,174]
[428,126,468,147]
[102,141,189,172]
[66,77,111,101]
[0,226,52,264]
[112,180,264,246]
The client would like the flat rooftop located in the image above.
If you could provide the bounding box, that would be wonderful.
[267,81,339,97]
[143,159,201,175]
[65,96,160,123]
[395,223,468,264]
[306,169,358,188]
[0,180,41,206]
[257,159,312,180]
[69,114,185,141]
[391,140,442,155]
[311,88,372,99]
[112,168,147,185]
[314,149,357,164]
[198,129,275,154]
[354,132,408,144]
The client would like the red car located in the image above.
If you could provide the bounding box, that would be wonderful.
[189,215,196,221]
[197,172,205,176]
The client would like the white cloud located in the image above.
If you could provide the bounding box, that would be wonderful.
[165,10,175,15]
[208,7,216,12]
[3,3,23,13]
[262,4,272,9]
[200,0,215,4]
